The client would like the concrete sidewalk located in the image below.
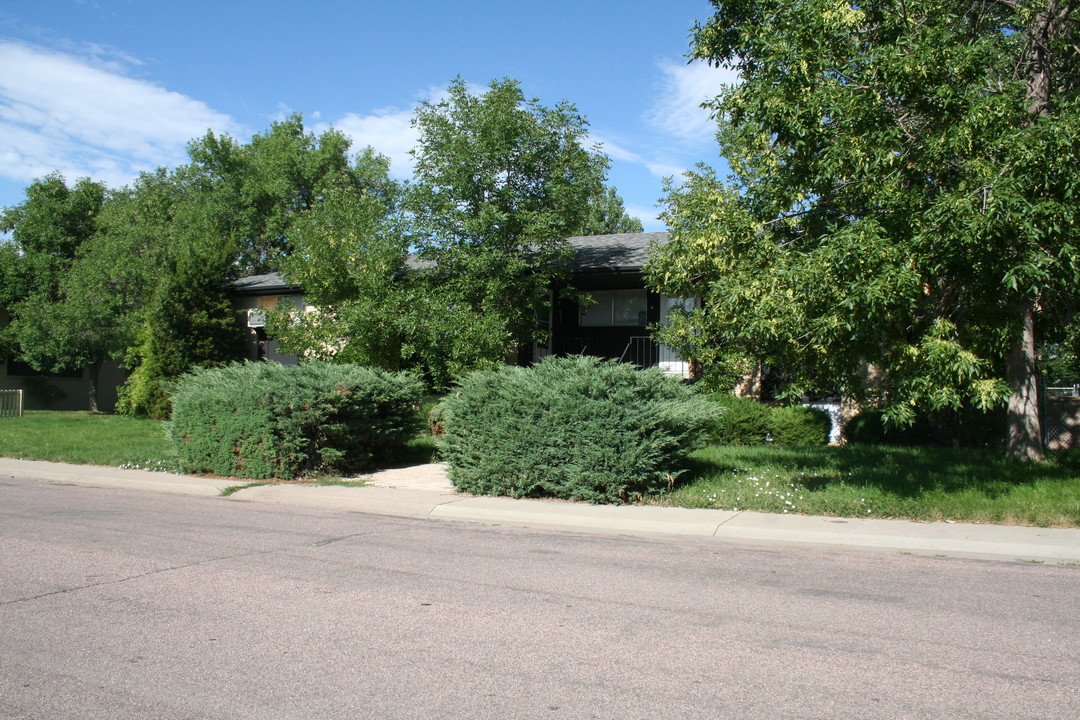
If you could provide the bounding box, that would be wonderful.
[3,457,1079,563]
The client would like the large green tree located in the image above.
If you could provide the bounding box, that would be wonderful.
[274,79,640,388]
[1,174,115,408]
[405,77,612,384]
[647,0,1080,460]
[186,114,361,275]
[577,186,645,236]
[0,173,106,315]
[118,116,362,416]
[269,150,411,371]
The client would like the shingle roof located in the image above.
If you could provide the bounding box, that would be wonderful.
[232,232,671,293]
[231,272,301,295]
[566,232,670,272]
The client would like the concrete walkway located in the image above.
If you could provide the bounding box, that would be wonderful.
[3,457,1079,563]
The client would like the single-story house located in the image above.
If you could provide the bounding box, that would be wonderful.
[230,231,696,377]
[0,232,690,413]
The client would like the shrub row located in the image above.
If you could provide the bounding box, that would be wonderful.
[440,356,713,504]
[706,394,832,446]
[169,362,422,479]
[844,406,1007,448]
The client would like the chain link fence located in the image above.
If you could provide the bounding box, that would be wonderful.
[1043,377,1079,452]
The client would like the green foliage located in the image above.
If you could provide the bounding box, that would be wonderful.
[705,394,830,447]
[269,154,410,370]
[0,174,135,410]
[404,78,613,387]
[706,394,773,445]
[845,406,1007,448]
[0,173,106,308]
[647,0,1080,461]
[117,219,245,419]
[440,356,713,503]
[576,186,645,235]
[185,115,361,275]
[664,444,1080,527]
[770,406,832,447]
[168,362,423,480]
[274,79,640,391]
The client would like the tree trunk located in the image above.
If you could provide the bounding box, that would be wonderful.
[1000,0,1074,462]
[87,357,102,413]
[1005,303,1044,462]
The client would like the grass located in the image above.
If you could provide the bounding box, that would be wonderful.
[0,410,173,467]
[0,409,438,474]
[5,410,1079,528]
[658,444,1080,527]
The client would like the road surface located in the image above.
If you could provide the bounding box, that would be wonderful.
[2,476,1077,719]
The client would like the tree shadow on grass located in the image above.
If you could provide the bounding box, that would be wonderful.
[681,443,1079,502]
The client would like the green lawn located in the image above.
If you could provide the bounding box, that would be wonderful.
[0,411,173,467]
[0,410,437,473]
[4,411,1078,527]
[659,444,1080,527]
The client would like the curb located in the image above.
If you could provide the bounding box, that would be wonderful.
[3,458,1080,563]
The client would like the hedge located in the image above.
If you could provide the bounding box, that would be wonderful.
[706,394,831,446]
[440,356,713,503]
[169,362,423,479]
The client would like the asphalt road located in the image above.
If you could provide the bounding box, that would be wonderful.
[2,475,1078,720]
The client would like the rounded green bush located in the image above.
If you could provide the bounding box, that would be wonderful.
[441,356,714,503]
[169,361,423,479]
[770,405,831,446]
[706,393,773,445]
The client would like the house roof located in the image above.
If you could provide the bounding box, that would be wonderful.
[232,232,671,294]
[231,272,302,296]
[566,231,669,273]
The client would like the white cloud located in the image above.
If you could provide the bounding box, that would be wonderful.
[313,82,487,179]
[624,202,661,231]
[315,107,417,178]
[0,40,239,188]
[647,58,738,145]
[591,132,687,182]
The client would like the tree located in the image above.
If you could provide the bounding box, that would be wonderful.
[269,150,411,370]
[116,189,247,419]
[0,174,114,408]
[577,186,645,235]
[117,117,361,415]
[0,173,106,312]
[3,172,181,411]
[273,79,638,388]
[404,77,612,384]
[185,115,361,275]
[647,0,1080,460]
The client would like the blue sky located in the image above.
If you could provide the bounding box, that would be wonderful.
[0,0,737,231]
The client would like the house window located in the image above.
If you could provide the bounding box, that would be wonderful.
[580,290,648,327]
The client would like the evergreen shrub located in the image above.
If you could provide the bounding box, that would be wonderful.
[706,393,773,445]
[706,394,831,446]
[440,355,713,503]
[169,361,423,479]
[770,405,831,446]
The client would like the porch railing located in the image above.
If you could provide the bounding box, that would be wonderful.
[619,336,660,368]
[0,389,23,418]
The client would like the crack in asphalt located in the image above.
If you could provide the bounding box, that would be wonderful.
[0,548,277,606]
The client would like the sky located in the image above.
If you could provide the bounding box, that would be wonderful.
[0,0,738,232]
